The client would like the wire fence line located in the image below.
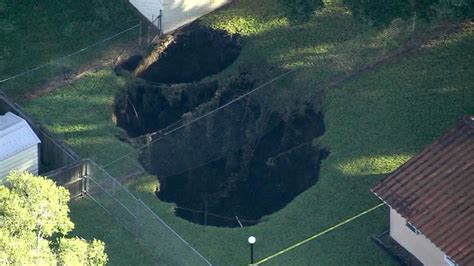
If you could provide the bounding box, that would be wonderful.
[175,206,261,224]
[81,159,212,265]
[0,25,150,100]
[146,10,164,44]
[0,24,140,84]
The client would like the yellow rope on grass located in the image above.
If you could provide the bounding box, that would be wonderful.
[254,203,385,265]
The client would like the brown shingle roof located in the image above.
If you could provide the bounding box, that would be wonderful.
[372,117,474,266]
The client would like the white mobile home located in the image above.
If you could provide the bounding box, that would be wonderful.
[0,112,41,180]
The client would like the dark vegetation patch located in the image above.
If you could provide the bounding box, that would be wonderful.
[138,22,242,84]
[279,0,324,22]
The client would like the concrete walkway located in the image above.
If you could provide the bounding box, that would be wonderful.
[130,0,231,34]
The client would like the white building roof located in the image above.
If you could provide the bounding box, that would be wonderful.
[0,112,41,161]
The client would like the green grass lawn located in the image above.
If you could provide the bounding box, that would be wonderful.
[22,69,142,176]
[6,0,474,265]
[69,198,156,266]
[0,0,137,79]
[0,0,140,100]
[268,23,474,266]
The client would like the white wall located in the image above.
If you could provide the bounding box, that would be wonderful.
[0,145,39,180]
[161,0,232,34]
[130,0,232,34]
[390,208,447,266]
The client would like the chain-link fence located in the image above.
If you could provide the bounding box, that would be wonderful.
[85,160,211,265]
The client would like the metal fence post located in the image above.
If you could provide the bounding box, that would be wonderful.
[86,173,90,193]
[135,200,140,237]
[159,10,163,35]
[82,161,88,195]
[148,15,153,44]
[139,20,142,46]
[204,198,208,227]
[82,176,86,195]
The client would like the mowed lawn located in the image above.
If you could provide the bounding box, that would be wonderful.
[8,0,474,265]
[68,199,156,266]
[0,0,139,99]
[266,23,474,266]
[0,0,137,79]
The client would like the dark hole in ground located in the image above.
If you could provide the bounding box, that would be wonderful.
[114,80,219,137]
[113,22,326,227]
[139,23,242,84]
[117,54,143,72]
[114,70,255,137]
[138,101,328,227]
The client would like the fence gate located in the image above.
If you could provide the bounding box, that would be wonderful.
[44,160,89,199]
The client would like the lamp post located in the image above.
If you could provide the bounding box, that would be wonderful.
[248,236,256,265]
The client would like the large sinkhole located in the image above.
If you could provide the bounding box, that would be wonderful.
[117,79,328,227]
[114,23,327,227]
[146,105,327,227]
[136,22,241,84]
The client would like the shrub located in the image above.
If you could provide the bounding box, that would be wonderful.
[280,0,325,22]
[343,0,412,26]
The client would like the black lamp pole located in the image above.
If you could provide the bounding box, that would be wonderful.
[248,236,256,265]
[250,243,254,264]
